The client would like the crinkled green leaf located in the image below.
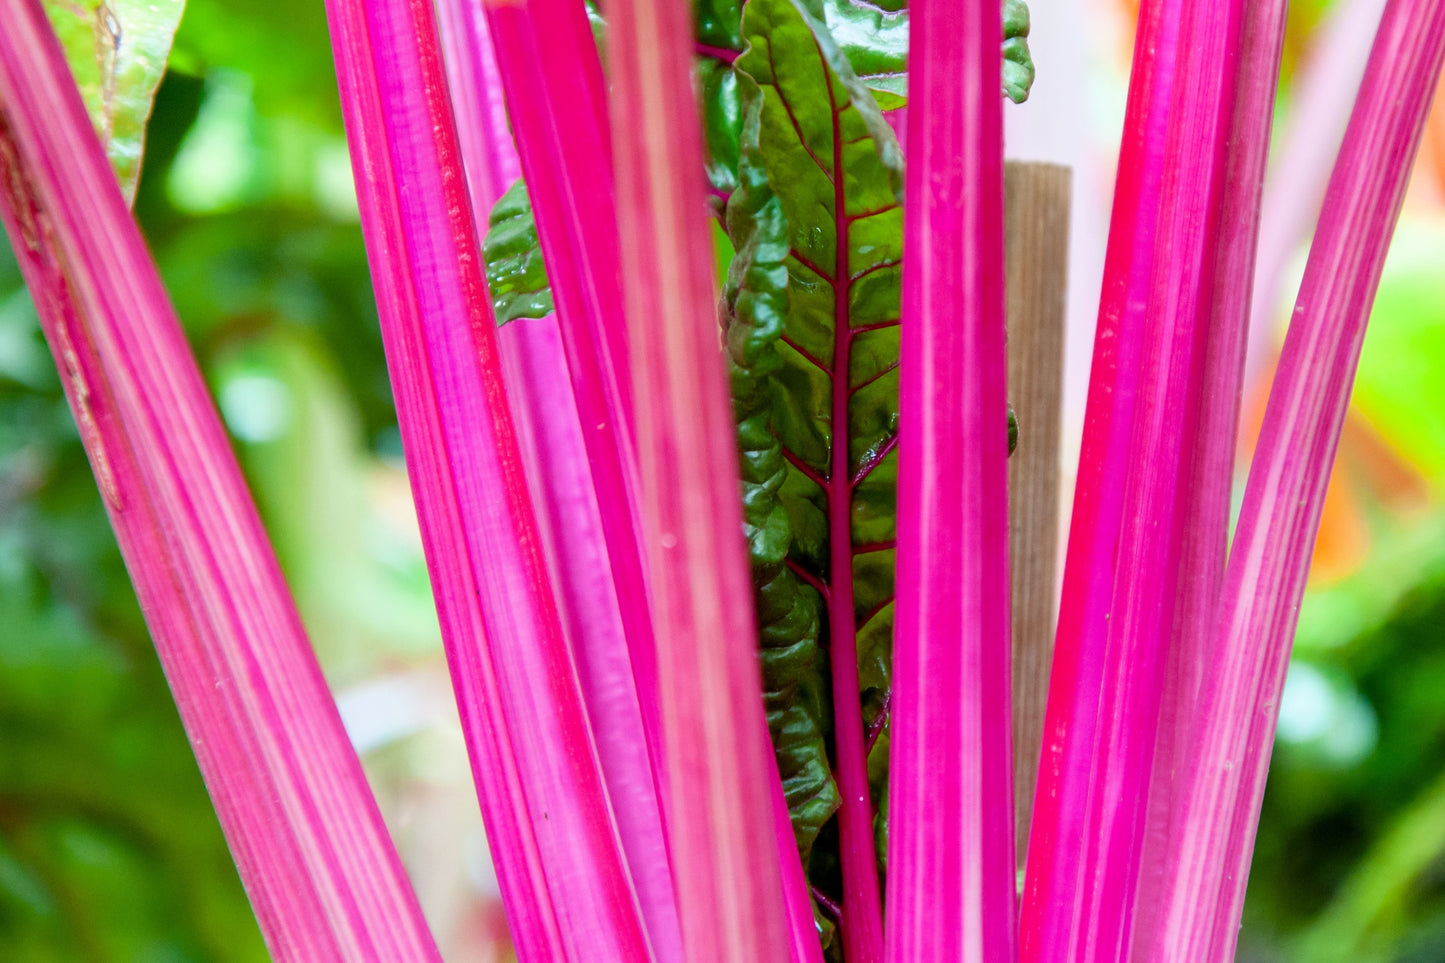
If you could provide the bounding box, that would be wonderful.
[700,0,1034,205]
[820,0,1034,108]
[700,57,742,195]
[694,0,744,194]
[724,47,842,891]
[726,0,903,924]
[481,179,554,325]
[42,0,184,202]
[1001,0,1035,104]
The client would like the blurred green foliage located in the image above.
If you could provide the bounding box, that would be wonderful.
[0,215,269,958]
[2,0,441,958]
[1234,220,1445,963]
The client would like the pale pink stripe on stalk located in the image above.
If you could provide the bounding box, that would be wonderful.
[1146,2,1445,959]
[434,3,682,955]
[480,0,669,790]
[1020,1,1181,956]
[0,1,441,959]
[495,316,684,963]
[323,0,655,958]
[1132,0,1289,950]
[604,0,795,955]
[1063,0,1257,955]
[886,0,1015,959]
[435,0,521,210]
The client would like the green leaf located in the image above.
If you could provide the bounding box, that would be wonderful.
[724,41,842,889]
[42,0,185,202]
[695,0,744,50]
[726,0,903,921]
[698,0,1034,205]
[700,56,743,195]
[481,179,554,325]
[1002,0,1036,104]
[819,0,1035,109]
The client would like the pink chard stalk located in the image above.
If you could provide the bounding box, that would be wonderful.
[0,0,439,958]
[889,0,1015,959]
[3,0,1445,958]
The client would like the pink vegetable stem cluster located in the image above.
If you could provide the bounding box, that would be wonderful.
[324,0,655,956]
[4,0,1445,957]
[1027,0,1445,959]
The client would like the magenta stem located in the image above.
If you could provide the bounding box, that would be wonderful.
[1146,2,1445,958]
[604,0,796,953]
[1132,0,1289,948]
[434,0,521,208]
[0,1,441,957]
[323,0,653,956]
[436,0,681,953]
[886,0,1016,958]
[1061,0,1255,954]
[496,317,684,961]
[821,63,887,963]
[1020,1,1181,955]
[480,0,668,794]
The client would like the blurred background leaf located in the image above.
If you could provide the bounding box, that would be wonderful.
[40,0,184,200]
[3,0,502,957]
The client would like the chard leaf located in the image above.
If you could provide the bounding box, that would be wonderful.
[481,179,554,325]
[1002,0,1035,104]
[701,0,1034,202]
[724,48,842,892]
[695,0,744,50]
[42,0,184,202]
[727,0,903,923]
[700,56,742,195]
[820,0,1034,108]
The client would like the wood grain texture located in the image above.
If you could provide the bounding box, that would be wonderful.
[1004,160,1071,868]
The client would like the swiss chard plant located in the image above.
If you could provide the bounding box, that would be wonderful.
[1,0,1443,958]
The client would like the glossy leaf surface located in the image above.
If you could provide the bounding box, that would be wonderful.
[819,0,1033,109]
[482,179,554,325]
[724,49,841,929]
[41,0,183,200]
[727,0,902,952]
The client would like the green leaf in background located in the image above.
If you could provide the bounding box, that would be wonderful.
[819,0,1034,110]
[696,0,744,49]
[723,48,841,949]
[700,0,1033,201]
[41,0,184,202]
[694,0,745,196]
[726,0,902,938]
[482,179,555,325]
[1350,217,1445,487]
[1001,0,1035,104]
[700,56,743,195]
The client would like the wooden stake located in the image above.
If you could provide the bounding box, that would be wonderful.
[1004,160,1071,868]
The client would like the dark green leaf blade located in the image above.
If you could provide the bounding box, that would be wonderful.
[725,53,842,898]
[728,0,903,938]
